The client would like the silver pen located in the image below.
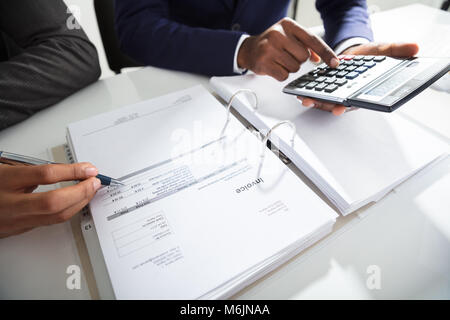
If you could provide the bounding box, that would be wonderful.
[0,151,124,186]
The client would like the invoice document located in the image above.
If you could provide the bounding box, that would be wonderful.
[66,85,337,299]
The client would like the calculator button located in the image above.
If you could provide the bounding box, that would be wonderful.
[295,81,308,88]
[373,56,386,62]
[354,60,365,66]
[317,69,329,76]
[343,60,354,66]
[315,83,327,91]
[352,56,363,61]
[345,66,357,71]
[345,71,359,79]
[324,84,338,93]
[315,76,327,83]
[335,78,348,86]
[300,75,317,82]
[343,55,355,60]
[337,65,347,71]
[364,61,376,68]
[336,71,348,78]
[327,70,338,76]
[355,66,368,73]
[363,55,375,61]
[305,82,318,89]
[325,77,336,84]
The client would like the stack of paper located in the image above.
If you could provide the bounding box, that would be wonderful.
[66,85,337,299]
[210,65,449,215]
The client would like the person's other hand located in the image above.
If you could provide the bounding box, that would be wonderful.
[298,42,420,115]
[237,18,340,81]
[0,163,101,238]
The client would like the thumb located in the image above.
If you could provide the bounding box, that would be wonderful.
[378,42,419,57]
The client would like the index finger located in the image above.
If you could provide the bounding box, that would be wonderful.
[2,163,98,189]
[282,19,339,68]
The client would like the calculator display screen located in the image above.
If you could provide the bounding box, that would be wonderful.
[352,59,429,104]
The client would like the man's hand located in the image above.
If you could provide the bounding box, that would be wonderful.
[299,42,420,115]
[0,163,101,238]
[237,18,340,81]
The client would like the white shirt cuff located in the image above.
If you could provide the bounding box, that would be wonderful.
[334,37,370,55]
[233,34,250,74]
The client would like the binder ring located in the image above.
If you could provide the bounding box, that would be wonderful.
[261,121,296,158]
[225,89,258,123]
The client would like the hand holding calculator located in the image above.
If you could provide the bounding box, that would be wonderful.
[283,54,450,113]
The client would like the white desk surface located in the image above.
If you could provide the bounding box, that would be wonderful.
[0,4,449,299]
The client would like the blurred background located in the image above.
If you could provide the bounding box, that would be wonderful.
[63,0,446,79]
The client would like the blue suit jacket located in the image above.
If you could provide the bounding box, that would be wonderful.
[115,0,373,76]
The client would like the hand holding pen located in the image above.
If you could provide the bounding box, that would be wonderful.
[0,151,123,238]
[0,151,123,186]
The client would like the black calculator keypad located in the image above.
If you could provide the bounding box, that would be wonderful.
[288,55,387,96]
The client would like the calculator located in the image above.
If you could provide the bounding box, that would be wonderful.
[283,55,450,112]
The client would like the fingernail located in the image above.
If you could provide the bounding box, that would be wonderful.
[304,103,315,108]
[330,58,339,68]
[85,167,98,177]
[93,178,101,190]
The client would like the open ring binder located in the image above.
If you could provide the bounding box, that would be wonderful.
[225,89,258,123]
[221,89,259,138]
[261,120,296,158]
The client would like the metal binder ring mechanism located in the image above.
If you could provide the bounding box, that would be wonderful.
[221,90,258,137]
[260,121,296,158]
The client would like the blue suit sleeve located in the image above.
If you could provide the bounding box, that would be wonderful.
[315,0,373,49]
[114,0,244,76]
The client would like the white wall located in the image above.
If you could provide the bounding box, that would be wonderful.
[65,0,445,80]
[295,0,443,27]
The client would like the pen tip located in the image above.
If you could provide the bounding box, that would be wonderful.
[111,179,125,186]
